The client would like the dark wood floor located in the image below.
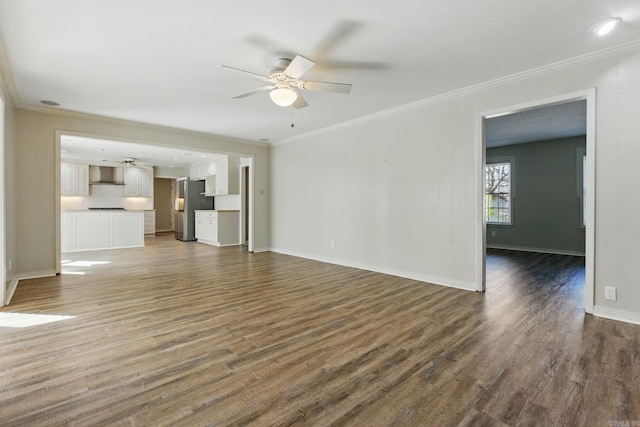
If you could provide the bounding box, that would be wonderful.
[1,237,638,426]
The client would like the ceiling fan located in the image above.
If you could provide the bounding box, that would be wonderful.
[121,157,137,166]
[221,55,352,109]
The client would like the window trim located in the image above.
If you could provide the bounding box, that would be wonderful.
[576,147,586,229]
[485,155,515,226]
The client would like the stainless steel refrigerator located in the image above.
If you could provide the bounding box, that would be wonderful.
[175,179,213,241]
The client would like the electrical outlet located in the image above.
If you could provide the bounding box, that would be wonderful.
[605,286,617,301]
[330,240,335,248]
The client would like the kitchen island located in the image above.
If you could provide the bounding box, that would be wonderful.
[194,210,240,247]
[62,210,145,252]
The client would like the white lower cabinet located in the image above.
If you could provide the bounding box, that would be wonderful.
[194,210,239,247]
[144,210,156,235]
[62,211,144,252]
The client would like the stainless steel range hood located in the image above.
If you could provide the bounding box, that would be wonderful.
[89,165,125,185]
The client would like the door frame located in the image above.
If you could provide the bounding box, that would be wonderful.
[240,164,249,247]
[0,96,5,306]
[476,88,596,314]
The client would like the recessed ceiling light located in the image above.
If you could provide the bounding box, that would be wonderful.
[589,17,622,36]
[260,138,270,142]
[40,100,60,106]
[173,157,179,160]
[137,153,145,156]
[201,155,207,158]
[184,153,193,156]
[169,165,174,168]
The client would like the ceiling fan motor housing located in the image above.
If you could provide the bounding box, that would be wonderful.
[270,58,294,85]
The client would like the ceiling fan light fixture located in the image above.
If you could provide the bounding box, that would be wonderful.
[269,87,297,107]
[589,17,622,36]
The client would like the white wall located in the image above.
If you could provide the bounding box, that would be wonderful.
[271,46,640,321]
[155,165,188,178]
[14,109,271,277]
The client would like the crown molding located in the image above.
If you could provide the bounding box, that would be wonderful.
[18,103,268,149]
[0,30,21,107]
[274,39,640,146]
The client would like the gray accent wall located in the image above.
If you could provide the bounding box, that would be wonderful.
[486,136,586,255]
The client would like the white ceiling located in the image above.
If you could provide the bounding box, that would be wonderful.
[486,100,587,147]
[60,135,226,168]
[0,1,639,146]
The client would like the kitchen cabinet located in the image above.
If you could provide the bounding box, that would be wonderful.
[61,163,89,196]
[191,162,216,180]
[62,211,144,252]
[144,210,156,235]
[194,210,240,246]
[212,156,240,195]
[202,175,216,196]
[124,166,153,197]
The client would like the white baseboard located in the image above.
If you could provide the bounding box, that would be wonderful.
[5,270,56,305]
[16,270,57,280]
[487,244,585,257]
[592,306,640,325]
[4,270,56,305]
[252,247,271,253]
[4,278,19,306]
[4,270,57,306]
[269,247,476,292]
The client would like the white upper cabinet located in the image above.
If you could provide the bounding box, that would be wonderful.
[203,175,216,196]
[61,162,89,196]
[190,162,216,180]
[191,156,240,196]
[213,156,240,195]
[124,166,153,197]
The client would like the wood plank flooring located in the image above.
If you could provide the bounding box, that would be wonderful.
[1,238,638,426]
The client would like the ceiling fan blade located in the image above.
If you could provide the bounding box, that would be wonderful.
[245,34,294,58]
[313,20,361,58]
[232,85,275,99]
[299,80,352,94]
[284,55,315,79]
[314,59,388,71]
[220,65,271,82]
[293,90,309,109]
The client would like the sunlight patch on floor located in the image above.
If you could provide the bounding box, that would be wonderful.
[0,312,76,328]
[61,259,111,275]
[61,260,111,267]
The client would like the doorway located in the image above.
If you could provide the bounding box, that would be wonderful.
[0,96,5,306]
[239,158,254,252]
[153,177,176,233]
[240,165,249,247]
[478,90,596,313]
[55,132,258,272]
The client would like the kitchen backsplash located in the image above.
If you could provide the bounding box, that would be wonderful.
[61,184,153,211]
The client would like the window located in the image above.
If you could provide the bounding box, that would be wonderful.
[485,160,513,225]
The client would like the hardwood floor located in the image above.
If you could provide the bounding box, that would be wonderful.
[1,238,638,426]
